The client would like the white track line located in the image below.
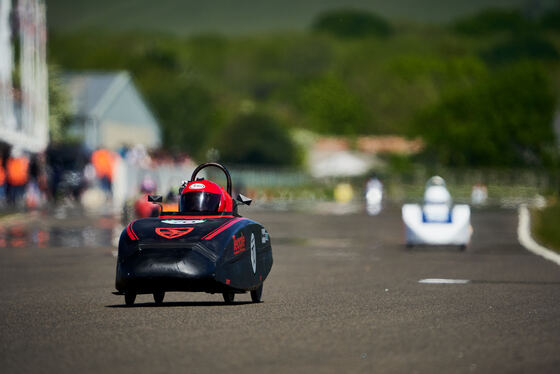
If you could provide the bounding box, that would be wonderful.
[418,279,470,284]
[518,204,560,266]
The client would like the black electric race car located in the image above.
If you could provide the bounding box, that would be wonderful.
[114,162,273,306]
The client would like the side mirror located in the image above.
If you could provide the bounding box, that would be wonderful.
[236,194,252,206]
[148,195,163,203]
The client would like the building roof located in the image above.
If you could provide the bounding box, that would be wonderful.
[63,71,161,150]
[63,71,131,118]
[357,136,424,154]
[307,135,423,177]
[313,135,424,155]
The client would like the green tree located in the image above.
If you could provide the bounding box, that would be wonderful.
[48,65,72,143]
[481,34,559,65]
[311,9,393,38]
[540,10,560,32]
[452,8,531,36]
[299,74,366,135]
[214,112,299,166]
[148,81,222,158]
[413,62,558,167]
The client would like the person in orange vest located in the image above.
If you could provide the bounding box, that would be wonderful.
[0,158,6,204]
[91,148,115,195]
[6,148,30,207]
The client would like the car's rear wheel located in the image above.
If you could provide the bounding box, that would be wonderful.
[153,291,165,305]
[124,291,136,306]
[250,284,263,303]
[222,292,235,304]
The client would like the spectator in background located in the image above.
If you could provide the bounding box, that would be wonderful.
[365,173,383,216]
[6,148,29,207]
[0,158,5,205]
[471,183,488,206]
[134,175,159,218]
[91,148,115,196]
[25,154,48,210]
[126,144,153,169]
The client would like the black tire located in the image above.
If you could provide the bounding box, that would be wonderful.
[222,292,235,304]
[459,245,467,251]
[153,291,165,305]
[124,291,136,306]
[250,284,263,303]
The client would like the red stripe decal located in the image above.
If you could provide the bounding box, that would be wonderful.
[202,218,245,240]
[126,222,138,240]
[159,215,234,219]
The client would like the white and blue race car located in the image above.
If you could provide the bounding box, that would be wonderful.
[402,176,472,249]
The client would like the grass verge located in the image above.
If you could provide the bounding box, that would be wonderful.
[531,202,560,253]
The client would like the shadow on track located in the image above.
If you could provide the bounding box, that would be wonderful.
[106,301,254,308]
[404,245,466,252]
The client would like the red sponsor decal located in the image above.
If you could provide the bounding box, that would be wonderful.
[155,227,194,239]
[233,232,246,255]
[225,279,231,285]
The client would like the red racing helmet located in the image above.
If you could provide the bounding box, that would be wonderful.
[179,180,232,213]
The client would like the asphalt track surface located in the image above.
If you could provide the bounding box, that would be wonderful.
[1,206,559,373]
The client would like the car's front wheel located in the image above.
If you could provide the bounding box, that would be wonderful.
[250,284,263,303]
[153,291,165,305]
[222,292,235,304]
[124,291,136,306]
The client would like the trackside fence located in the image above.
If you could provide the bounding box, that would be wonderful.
[228,166,560,208]
[113,163,559,210]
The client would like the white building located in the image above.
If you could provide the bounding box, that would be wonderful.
[0,0,48,153]
[64,71,161,150]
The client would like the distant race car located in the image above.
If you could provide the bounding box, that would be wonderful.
[402,176,472,249]
[114,162,273,306]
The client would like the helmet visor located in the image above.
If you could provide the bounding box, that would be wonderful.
[180,191,221,212]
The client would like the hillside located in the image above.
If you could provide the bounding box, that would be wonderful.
[47,4,560,168]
